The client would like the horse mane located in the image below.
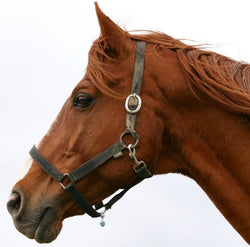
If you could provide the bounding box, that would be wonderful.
[176,43,250,115]
[87,31,250,115]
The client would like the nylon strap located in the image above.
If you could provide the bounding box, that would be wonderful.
[130,41,146,95]
[70,141,126,182]
[126,41,146,132]
[29,145,63,182]
[65,184,100,217]
[30,141,126,183]
[30,143,127,217]
[30,143,146,217]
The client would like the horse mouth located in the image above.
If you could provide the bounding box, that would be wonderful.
[33,207,62,243]
[12,205,62,243]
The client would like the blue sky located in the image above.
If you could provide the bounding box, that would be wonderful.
[0,0,249,246]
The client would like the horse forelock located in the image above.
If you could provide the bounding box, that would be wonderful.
[86,38,123,99]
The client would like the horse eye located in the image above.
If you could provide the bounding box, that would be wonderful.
[73,93,94,108]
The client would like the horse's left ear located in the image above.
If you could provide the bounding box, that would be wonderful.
[94,2,130,55]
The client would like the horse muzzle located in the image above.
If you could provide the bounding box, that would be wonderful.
[7,188,62,243]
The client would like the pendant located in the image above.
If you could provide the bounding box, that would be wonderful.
[100,210,106,227]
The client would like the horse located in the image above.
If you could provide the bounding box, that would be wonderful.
[7,2,250,244]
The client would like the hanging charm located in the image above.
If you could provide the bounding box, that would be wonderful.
[100,210,106,227]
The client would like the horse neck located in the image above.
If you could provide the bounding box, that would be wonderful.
[176,112,250,243]
[149,47,250,243]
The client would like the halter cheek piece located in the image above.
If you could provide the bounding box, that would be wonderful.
[29,41,152,225]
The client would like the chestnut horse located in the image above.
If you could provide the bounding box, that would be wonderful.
[7,3,250,244]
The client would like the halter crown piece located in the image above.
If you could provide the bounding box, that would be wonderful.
[29,41,152,227]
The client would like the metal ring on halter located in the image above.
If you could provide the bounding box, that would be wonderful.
[59,173,74,190]
[120,129,139,148]
[125,93,142,114]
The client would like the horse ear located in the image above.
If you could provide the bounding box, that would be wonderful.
[94,2,129,55]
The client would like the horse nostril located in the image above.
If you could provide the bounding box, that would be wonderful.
[7,191,22,217]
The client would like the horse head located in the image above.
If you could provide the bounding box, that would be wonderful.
[7,4,165,243]
[7,3,250,244]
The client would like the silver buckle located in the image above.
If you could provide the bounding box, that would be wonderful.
[125,93,142,113]
[60,173,73,189]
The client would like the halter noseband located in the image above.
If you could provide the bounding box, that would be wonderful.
[29,41,152,224]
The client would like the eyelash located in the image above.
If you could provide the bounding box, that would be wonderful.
[72,93,94,108]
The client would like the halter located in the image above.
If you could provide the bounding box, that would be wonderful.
[29,41,152,226]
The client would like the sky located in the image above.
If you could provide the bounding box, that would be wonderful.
[0,0,249,246]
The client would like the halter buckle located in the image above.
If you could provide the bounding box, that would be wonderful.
[60,173,74,190]
[125,93,142,114]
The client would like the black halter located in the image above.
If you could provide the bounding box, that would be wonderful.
[29,41,152,221]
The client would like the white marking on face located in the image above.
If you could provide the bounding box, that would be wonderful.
[11,141,41,190]
[10,141,42,194]
[12,154,33,189]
